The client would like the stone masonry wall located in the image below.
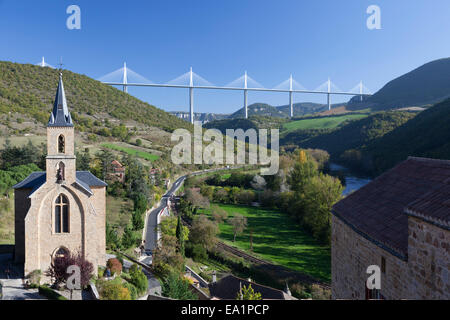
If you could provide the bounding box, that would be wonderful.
[331,215,409,299]
[14,188,31,264]
[407,216,449,299]
[332,215,450,299]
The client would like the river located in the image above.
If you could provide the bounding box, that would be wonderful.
[329,163,372,195]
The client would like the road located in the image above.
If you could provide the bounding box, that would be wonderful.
[143,166,239,258]
[105,254,161,296]
[143,174,187,254]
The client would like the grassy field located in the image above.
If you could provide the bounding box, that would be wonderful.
[101,143,160,161]
[106,196,134,236]
[0,197,14,244]
[282,114,368,132]
[200,203,331,282]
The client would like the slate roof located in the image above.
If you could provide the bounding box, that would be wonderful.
[405,181,450,229]
[13,171,107,196]
[208,274,295,300]
[48,73,73,127]
[332,157,450,259]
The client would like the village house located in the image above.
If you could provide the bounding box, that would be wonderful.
[208,274,296,300]
[13,74,107,277]
[109,159,125,183]
[331,157,450,299]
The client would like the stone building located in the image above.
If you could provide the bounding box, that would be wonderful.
[331,157,449,299]
[13,74,107,277]
[108,160,125,183]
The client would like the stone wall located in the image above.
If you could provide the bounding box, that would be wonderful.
[407,216,449,299]
[332,215,450,299]
[14,188,31,264]
[332,215,409,299]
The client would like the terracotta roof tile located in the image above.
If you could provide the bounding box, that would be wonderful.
[332,157,450,258]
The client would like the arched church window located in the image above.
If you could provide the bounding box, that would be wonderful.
[58,135,65,153]
[54,247,69,259]
[55,194,69,233]
[57,162,65,182]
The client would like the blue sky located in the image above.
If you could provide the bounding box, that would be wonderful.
[0,0,449,114]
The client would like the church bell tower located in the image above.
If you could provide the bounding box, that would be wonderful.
[46,73,76,184]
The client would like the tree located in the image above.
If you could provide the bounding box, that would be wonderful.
[76,148,91,171]
[152,234,184,276]
[189,215,218,251]
[95,149,114,181]
[106,258,122,276]
[211,205,228,224]
[229,213,247,242]
[128,264,148,296]
[236,284,262,300]
[106,223,121,250]
[160,216,189,241]
[99,281,131,300]
[132,210,144,231]
[45,250,94,288]
[185,188,210,215]
[122,225,138,249]
[176,215,185,256]
[302,174,343,244]
[161,271,198,300]
[288,151,319,193]
[236,189,255,205]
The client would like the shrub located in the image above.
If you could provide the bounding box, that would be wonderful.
[38,285,68,300]
[198,271,212,283]
[26,269,42,286]
[161,271,198,300]
[45,250,94,288]
[128,264,148,297]
[123,282,138,300]
[290,283,312,299]
[99,281,131,300]
[98,266,105,278]
[106,258,123,276]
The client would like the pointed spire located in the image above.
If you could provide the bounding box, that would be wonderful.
[48,73,73,127]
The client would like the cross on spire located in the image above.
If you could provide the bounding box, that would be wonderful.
[57,57,64,71]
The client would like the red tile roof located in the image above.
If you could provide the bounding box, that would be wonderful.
[332,157,450,259]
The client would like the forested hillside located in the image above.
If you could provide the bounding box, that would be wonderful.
[0,61,192,133]
[363,98,450,174]
[348,58,450,111]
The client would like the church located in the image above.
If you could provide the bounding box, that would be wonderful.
[13,73,107,277]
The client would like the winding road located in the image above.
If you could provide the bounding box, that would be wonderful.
[142,166,240,261]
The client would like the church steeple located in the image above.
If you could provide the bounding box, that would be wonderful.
[46,73,76,184]
[48,73,73,127]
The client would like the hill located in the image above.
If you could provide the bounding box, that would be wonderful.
[363,98,450,174]
[0,61,192,133]
[348,57,450,111]
[289,111,415,155]
[229,102,338,119]
[282,113,369,133]
[230,103,286,118]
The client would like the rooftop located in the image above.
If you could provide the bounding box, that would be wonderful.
[13,171,107,195]
[208,274,296,300]
[332,157,450,259]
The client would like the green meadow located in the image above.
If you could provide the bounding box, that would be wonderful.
[200,203,331,282]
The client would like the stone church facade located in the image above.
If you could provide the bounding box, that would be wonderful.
[13,74,107,277]
[331,157,449,299]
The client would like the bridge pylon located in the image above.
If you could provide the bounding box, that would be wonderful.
[289,74,294,117]
[122,62,128,93]
[189,67,194,124]
[327,77,331,110]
